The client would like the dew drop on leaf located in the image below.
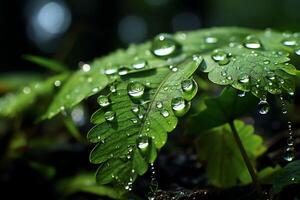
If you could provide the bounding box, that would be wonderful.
[104,68,117,75]
[243,35,262,49]
[97,95,110,107]
[54,80,62,87]
[131,104,139,113]
[151,34,178,57]
[104,111,116,122]
[110,85,116,93]
[156,101,163,109]
[171,97,190,117]
[238,74,250,84]
[211,50,229,65]
[257,99,270,114]
[82,63,91,72]
[295,48,300,56]
[160,109,169,118]
[181,79,198,100]
[281,38,297,46]
[132,59,147,70]
[127,82,145,98]
[118,66,129,76]
[130,118,138,124]
[237,90,246,97]
[137,136,150,150]
[204,36,218,44]
[23,87,31,94]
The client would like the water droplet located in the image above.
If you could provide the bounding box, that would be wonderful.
[110,85,116,93]
[171,97,190,117]
[266,72,276,81]
[238,74,250,84]
[181,79,198,100]
[105,68,117,75]
[97,95,110,107]
[23,87,31,94]
[205,36,218,44]
[104,111,116,122]
[283,147,295,162]
[151,34,178,57]
[132,59,147,70]
[295,48,300,56]
[211,50,229,65]
[82,63,91,72]
[131,105,139,113]
[257,100,270,114]
[137,136,150,150]
[138,113,144,119]
[156,101,163,109]
[243,35,262,49]
[237,90,246,97]
[281,38,297,46]
[128,82,145,98]
[263,60,270,65]
[160,109,169,118]
[131,118,138,124]
[54,80,61,87]
[118,66,129,75]
[92,88,99,93]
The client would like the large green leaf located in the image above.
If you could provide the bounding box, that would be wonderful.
[190,87,258,131]
[196,120,266,187]
[0,74,67,118]
[23,54,68,72]
[43,68,109,119]
[57,173,126,199]
[272,160,300,194]
[88,57,202,186]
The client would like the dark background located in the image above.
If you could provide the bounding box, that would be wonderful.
[1,0,300,73]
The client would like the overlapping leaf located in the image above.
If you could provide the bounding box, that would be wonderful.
[196,120,266,187]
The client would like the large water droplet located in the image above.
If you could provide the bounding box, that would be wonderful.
[211,51,229,65]
[105,68,117,75]
[257,100,270,114]
[151,34,178,57]
[128,82,145,98]
[181,79,198,100]
[243,35,262,49]
[104,111,116,122]
[132,59,147,70]
[171,97,190,117]
[97,95,110,107]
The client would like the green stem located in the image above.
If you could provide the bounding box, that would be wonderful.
[228,121,261,193]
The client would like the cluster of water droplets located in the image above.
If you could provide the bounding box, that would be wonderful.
[279,95,296,162]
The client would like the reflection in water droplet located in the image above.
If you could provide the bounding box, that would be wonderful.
[105,68,117,75]
[238,74,250,84]
[128,82,145,98]
[131,118,138,124]
[151,34,178,57]
[54,80,61,87]
[156,101,163,109]
[243,35,262,49]
[110,85,116,93]
[211,51,229,65]
[118,66,129,75]
[237,90,246,97]
[132,104,139,113]
[257,100,270,114]
[97,95,110,107]
[82,64,91,72]
[104,111,116,122]
[283,147,295,162]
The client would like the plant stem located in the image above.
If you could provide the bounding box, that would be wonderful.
[228,121,261,193]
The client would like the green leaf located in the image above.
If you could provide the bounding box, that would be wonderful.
[88,57,202,186]
[23,54,68,72]
[190,87,258,131]
[57,173,126,199]
[43,69,109,119]
[0,72,42,92]
[272,160,300,194]
[196,120,266,188]
[257,165,282,184]
[0,74,67,118]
